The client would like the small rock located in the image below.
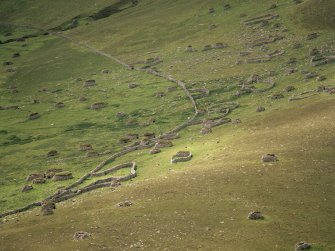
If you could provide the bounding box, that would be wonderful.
[73,231,91,241]
[295,241,311,250]
[248,211,264,220]
[21,185,33,192]
[262,154,278,162]
[117,200,133,207]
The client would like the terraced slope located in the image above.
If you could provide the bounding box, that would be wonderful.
[0,0,334,250]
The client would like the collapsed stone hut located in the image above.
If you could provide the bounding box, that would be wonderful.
[83,79,96,87]
[90,102,106,110]
[52,171,73,181]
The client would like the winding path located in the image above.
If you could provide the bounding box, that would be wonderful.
[0,22,200,218]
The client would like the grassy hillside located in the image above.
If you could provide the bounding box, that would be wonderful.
[0,0,334,250]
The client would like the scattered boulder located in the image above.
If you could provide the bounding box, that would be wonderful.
[6,68,16,73]
[46,150,58,157]
[171,151,192,163]
[256,106,265,112]
[55,102,65,108]
[284,85,295,92]
[90,102,106,110]
[306,32,318,40]
[45,169,63,179]
[186,45,195,52]
[239,51,251,57]
[149,148,161,155]
[80,144,93,151]
[248,211,264,220]
[83,79,96,87]
[21,185,33,192]
[262,153,278,162]
[269,3,277,9]
[28,112,40,120]
[117,200,133,207]
[53,171,73,181]
[128,83,139,89]
[12,52,20,58]
[41,201,56,216]
[73,231,91,241]
[3,61,13,66]
[295,242,311,250]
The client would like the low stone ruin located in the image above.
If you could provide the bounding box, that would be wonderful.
[55,102,65,108]
[0,105,19,110]
[304,72,318,80]
[159,132,179,140]
[247,35,284,48]
[189,88,210,98]
[128,83,139,89]
[33,178,46,184]
[119,134,139,144]
[284,67,297,75]
[248,211,264,220]
[239,51,251,57]
[73,231,91,241]
[295,242,311,250]
[83,79,96,87]
[80,144,93,151]
[208,8,215,13]
[269,3,277,9]
[243,13,279,26]
[3,61,13,66]
[270,93,284,99]
[47,150,58,157]
[256,106,265,112]
[12,52,20,58]
[85,151,99,158]
[200,127,212,134]
[284,85,295,92]
[309,51,335,67]
[21,185,33,192]
[78,97,87,102]
[213,42,227,49]
[306,32,318,40]
[154,139,173,149]
[41,201,56,216]
[53,171,73,181]
[28,112,40,120]
[202,45,212,51]
[155,92,166,98]
[149,148,161,154]
[117,200,133,207]
[261,154,278,162]
[90,102,106,110]
[171,151,192,163]
[143,132,156,139]
[45,169,63,179]
[101,69,110,74]
[26,173,45,182]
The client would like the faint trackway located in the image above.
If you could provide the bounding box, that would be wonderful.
[0,23,202,218]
